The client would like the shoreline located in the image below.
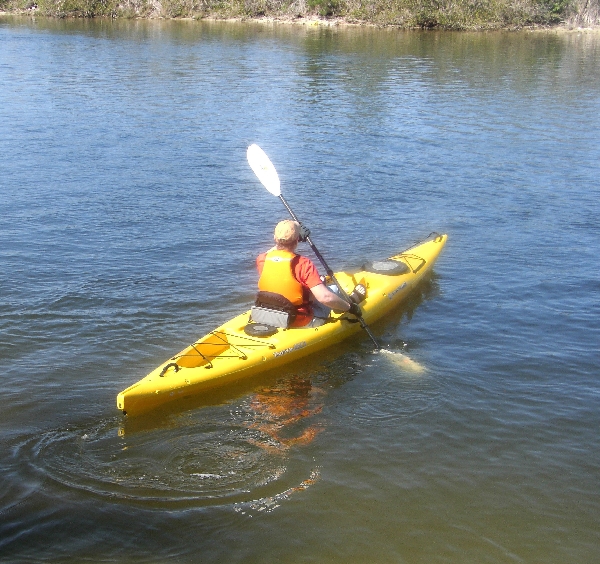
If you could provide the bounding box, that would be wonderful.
[1,10,599,32]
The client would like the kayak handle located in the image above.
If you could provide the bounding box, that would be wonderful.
[159,362,180,377]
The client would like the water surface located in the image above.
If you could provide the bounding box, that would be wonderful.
[1,17,599,563]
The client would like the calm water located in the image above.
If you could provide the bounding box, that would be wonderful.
[1,16,599,562]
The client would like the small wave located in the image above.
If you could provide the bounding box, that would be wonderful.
[11,414,319,511]
[334,351,442,424]
[234,468,321,515]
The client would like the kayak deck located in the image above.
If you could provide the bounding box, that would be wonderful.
[117,234,447,416]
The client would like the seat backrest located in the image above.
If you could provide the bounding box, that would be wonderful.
[255,291,298,316]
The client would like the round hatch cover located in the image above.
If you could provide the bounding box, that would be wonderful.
[363,260,410,275]
[244,323,278,337]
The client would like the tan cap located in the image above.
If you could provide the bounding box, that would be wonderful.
[274,220,300,245]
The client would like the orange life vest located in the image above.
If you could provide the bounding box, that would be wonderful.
[258,249,305,306]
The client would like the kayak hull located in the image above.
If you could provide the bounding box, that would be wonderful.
[117,234,447,416]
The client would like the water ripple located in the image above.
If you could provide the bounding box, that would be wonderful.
[332,350,442,424]
[10,413,318,510]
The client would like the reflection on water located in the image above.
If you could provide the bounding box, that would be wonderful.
[3,375,332,515]
[245,376,325,451]
[234,376,325,514]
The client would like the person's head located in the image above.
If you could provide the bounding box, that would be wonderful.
[274,220,300,250]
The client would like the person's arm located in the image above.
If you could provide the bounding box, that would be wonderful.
[310,283,352,312]
[298,256,361,316]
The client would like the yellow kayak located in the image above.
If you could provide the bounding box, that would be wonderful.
[117,233,447,416]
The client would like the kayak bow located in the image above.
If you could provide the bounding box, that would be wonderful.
[117,233,447,416]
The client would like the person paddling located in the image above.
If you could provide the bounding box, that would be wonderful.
[256,220,362,328]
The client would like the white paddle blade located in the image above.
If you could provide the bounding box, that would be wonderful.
[247,144,281,196]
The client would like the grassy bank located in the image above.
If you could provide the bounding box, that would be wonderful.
[1,0,598,29]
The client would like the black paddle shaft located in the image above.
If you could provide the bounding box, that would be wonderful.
[278,195,380,349]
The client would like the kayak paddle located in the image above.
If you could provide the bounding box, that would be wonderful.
[247,143,381,350]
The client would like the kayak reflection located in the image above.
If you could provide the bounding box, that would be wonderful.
[245,376,325,452]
